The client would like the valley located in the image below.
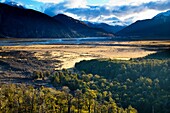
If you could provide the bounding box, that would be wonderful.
[0,1,170,113]
[0,40,169,113]
[0,40,169,86]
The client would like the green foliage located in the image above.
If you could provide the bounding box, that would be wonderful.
[32,71,51,80]
[75,58,170,113]
[0,84,135,113]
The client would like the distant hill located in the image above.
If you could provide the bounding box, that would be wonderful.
[85,22,126,33]
[53,14,114,37]
[116,10,170,39]
[0,3,113,38]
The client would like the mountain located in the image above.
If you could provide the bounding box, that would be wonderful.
[116,10,170,39]
[0,3,79,38]
[53,14,114,37]
[154,10,170,18]
[0,3,113,38]
[85,22,126,33]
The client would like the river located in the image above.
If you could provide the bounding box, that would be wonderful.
[0,37,113,46]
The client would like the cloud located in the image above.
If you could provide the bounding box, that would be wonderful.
[111,1,170,17]
[43,2,66,16]
[143,0,170,10]
[33,0,63,4]
[0,0,5,2]
[108,0,163,6]
[64,0,87,8]
[110,1,170,24]
[42,0,170,25]
[65,7,111,19]
[43,0,88,16]
[37,0,87,8]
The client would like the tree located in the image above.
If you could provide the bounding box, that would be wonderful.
[75,89,83,113]
[85,90,97,113]
[62,86,73,113]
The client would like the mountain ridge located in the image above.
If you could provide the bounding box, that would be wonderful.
[53,14,114,37]
[84,21,126,33]
[116,10,170,39]
[0,3,114,38]
[1,2,170,39]
[0,3,78,38]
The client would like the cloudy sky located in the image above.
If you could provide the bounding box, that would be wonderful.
[1,0,170,25]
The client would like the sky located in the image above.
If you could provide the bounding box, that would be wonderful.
[1,0,170,25]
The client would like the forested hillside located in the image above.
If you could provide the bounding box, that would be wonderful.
[75,51,170,113]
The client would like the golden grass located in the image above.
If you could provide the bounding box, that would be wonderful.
[1,40,169,69]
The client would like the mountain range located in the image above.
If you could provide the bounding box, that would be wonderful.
[53,14,114,37]
[84,22,126,34]
[117,10,170,39]
[0,2,170,39]
[0,3,75,38]
[0,3,114,38]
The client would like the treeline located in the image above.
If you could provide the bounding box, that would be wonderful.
[75,57,170,113]
[75,59,170,88]
[0,84,137,113]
